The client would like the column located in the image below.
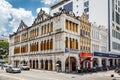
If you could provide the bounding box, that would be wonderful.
[62,60,65,72]
[106,58,109,66]
[52,59,55,71]
[35,60,36,69]
[112,59,115,66]
[116,59,119,66]
[48,60,50,70]
[98,58,102,67]
[43,60,45,70]
[38,59,41,69]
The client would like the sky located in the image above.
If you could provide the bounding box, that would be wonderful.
[0,0,58,37]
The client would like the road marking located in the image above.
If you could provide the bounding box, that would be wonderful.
[0,73,25,80]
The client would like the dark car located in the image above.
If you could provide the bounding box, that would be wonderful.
[115,67,120,73]
[6,65,21,73]
[18,64,30,70]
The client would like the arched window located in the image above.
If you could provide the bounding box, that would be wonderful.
[66,20,68,30]
[47,40,49,50]
[76,40,78,49]
[41,26,43,34]
[51,22,53,32]
[44,40,46,50]
[50,39,53,50]
[65,37,68,48]
[76,24,78,32]
[72,39,74,49]
[41,41,43,51]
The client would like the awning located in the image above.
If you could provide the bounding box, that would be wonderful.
[80,52,93,57]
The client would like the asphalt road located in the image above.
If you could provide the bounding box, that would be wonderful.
[0,69,120,80]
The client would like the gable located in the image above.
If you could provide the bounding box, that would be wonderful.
[33,9,51,25]
[17,20,28,32]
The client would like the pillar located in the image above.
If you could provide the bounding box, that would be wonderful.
[38,59,41,69]
[62,60,65,72]
[52,59,55,71]
[43,60,45,70]
[112,59,115,66]
[106,58,109,66]
[98,58,102,67]
[48,60,50,70]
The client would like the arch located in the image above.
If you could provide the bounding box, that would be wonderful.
[92,58,98,67]
[29,60,32,68]
[65,57,76,72]
[49,60,53,71]
[45,60,48,70]
[33,60,35,69]
[109,59,113,66]
[102,59,106,67]
[40,60,44,69]
[56,60,62,71]
[36,60,38,69]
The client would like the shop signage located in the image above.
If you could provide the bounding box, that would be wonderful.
[94,52,120,58]
[80,52,93,57]
[65,48,80,53]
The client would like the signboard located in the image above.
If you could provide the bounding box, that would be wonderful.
[65,48,80,53]
[94,52,120,58]
[80,52,93,57]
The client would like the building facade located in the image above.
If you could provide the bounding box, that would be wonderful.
[79,13,92,69]
[9,9,82,72]
[50,0,120,56]
[50,0,83,17]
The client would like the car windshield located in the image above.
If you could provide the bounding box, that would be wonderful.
[23,64,27,66]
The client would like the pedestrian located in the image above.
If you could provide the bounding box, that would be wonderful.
[1,63,4,70]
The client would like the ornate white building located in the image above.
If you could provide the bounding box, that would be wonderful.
[9,9,81,72]
[91,23,120,68]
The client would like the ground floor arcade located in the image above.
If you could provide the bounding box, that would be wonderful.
[10,53,79,72]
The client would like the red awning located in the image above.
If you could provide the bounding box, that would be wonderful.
[80,52,93,57]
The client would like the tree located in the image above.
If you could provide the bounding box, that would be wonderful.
[0,42,9,59]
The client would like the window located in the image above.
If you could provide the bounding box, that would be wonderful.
[64,2,73,12]
[84,1,89,7]
[66,37,68,48]
[84,8,89,12]
[116,12,120,24]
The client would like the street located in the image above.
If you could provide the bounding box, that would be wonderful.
[0,69,120,80]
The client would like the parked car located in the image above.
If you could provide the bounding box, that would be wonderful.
[18,64,30,70]
[6,65,21,73]
[3,63,10,68]
[114,67,120,73]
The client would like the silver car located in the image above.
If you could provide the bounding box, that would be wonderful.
[6,65,21,73]
[18,64,30,70]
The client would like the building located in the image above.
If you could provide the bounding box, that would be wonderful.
[50,0,83,17]
[9,9,81,72]
[91,23,108,53]
[0,36,8,42]
[79,13,92,69]
[50,0,120,57]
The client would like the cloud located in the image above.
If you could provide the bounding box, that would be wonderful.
[0,0,35,36]
[36,7,50,14]
[41,0,58,5]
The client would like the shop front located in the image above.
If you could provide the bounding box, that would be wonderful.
[79,52,93,69]
[93,52,120,67]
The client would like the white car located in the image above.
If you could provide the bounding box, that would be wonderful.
[18,64,30,70]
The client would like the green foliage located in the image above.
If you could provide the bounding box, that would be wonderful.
[0,42,9,59]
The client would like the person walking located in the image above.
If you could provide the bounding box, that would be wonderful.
[1,63,4,70]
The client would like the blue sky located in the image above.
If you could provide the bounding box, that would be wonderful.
[0,0,57,37]
[7,0,49,15]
